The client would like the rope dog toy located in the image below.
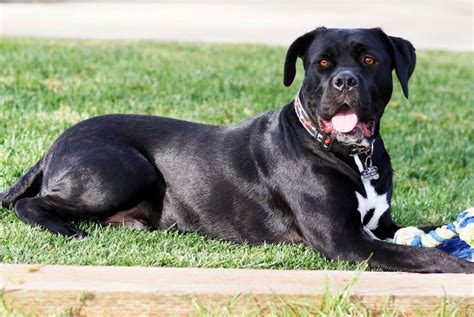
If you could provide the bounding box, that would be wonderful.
[388,208,474,262]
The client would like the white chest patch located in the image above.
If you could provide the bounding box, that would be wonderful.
[353,156,389,233]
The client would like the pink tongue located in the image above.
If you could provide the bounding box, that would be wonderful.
[331,111,358,133]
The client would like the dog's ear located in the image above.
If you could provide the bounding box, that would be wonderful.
[387,36,416,98]
[283,27,326,87]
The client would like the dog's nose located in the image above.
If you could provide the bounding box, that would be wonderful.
[332,71,358,91]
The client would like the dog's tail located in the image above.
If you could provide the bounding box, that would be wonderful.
[1,158,43,209]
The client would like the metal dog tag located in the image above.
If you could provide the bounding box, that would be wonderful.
[361,166,379,181]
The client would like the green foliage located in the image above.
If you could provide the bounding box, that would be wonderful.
[0,39,472,270]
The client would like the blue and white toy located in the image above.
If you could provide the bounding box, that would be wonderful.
[389,208,474,262]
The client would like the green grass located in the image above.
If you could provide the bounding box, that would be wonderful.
[0,39,473,270]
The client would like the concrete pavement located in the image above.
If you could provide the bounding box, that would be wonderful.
[0,1,472,50]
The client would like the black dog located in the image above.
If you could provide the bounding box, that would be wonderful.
[2,27,473,273]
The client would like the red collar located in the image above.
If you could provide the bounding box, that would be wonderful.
[294,91,371,156]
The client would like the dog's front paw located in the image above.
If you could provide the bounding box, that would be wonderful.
[445,258,474,274]
[459,260,474,274]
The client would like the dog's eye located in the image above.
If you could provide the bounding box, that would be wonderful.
[364,56,377,66]
[318,59,332,68]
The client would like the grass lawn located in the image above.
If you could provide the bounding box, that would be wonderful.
[0,39,472,271]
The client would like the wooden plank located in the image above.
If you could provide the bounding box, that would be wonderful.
[1,264,473,316]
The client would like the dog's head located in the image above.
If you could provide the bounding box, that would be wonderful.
[284,27,416,145]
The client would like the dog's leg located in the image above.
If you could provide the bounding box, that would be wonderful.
[373,213,452,237]
[418,224,444,233]
[290,192,474,273]
[345,234,473,273]
[369,211,400,239]
[14,196,87,239]
[298,216,474,273]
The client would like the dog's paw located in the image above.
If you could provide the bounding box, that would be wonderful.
[444,258,474,274]
[72,229,88,240]
[459,260,474,274]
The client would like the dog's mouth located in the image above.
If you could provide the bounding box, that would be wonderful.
[318,104,375,142]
